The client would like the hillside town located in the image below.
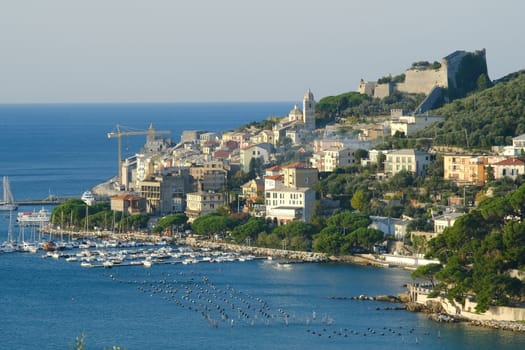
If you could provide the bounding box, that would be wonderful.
[97,50,525,251]
[88,49,525,325]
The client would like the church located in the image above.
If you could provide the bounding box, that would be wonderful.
[271,89,316,146]
[286,89,316,130]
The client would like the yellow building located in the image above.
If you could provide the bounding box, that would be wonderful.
[443,155,488,186]
[185,191,225,222]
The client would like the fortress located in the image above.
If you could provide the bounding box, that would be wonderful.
[359,49,488,99]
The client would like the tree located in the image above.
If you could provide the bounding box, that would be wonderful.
[312,226,342,255]
[376,152,386,171]
[351,189,370,213]
[327,211,371,234]
[247,157,264,180]
[230,217,268,244]
[270,221,316,250]
[353,227,384,251]
[410,263,442,288]
[153,213,188,234]
[353,149,368,164]
[191,213,238,238]
[476,73,491,91]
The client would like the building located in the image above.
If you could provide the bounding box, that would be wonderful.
[490,157,525,180]
[239,144,271,173]
[265,187,316,224]
[443,155,488,186]
[358,49,487,99]
[180,130,206,144]
[262,163,318,225]
[279,90,316,131]
[433,212,465,234]
[303,89,316,130]
[281,162,319,188]
[189,160,228,192]
[185,191,225,222]
[512,133,525,149]
[240,178,264,200]
[390,114,444,137]
[310,146,355,172]
[138,169,191,215]
[110,194,147,216]
[384,149,431,177]
[250,130,275,145]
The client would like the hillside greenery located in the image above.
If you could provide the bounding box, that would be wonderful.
[315,91,425,126]
[417,70,525,149]
[412,183,525,312]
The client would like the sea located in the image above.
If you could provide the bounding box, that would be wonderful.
[1,103,524,350]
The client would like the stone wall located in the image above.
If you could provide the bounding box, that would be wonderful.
[396,67,448,95]
[408,284,525,322]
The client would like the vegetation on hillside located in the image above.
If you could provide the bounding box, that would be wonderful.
[417,71,525,149]
[315,91,425,126]
[412,183,525,312]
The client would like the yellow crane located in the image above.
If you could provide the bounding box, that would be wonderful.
[107,123,170,185]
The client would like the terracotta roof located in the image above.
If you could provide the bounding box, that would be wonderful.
[112,194,143,200]
[214,150,230,158]
[493,158,525,166]
[281,162,309,169]
[266,165,281,171]
[264,175,284,180]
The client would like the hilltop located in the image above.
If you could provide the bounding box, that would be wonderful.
[315,49,490,127]
[418,70,525,149]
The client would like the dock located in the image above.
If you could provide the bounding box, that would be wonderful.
[15,196,76,206]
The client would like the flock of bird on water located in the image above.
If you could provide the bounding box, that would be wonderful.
[101,267,439,344]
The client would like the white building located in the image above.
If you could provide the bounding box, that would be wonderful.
[310,146,355,172]
[490,158,525,180]
[239,144,270,173]
[384,149,431,177]
[265,187,316,224]
[434,212,464,233]
[390,115,443,137]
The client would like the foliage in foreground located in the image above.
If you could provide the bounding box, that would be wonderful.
[412,183,525,312]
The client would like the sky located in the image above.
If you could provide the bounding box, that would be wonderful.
[0,0,524,103]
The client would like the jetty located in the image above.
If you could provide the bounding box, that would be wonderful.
[15,197,71,206]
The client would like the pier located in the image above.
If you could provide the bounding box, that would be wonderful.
[15,196,77,206]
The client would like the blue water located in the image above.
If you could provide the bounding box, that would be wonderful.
[0,102,292,199]
[1,103,524,349]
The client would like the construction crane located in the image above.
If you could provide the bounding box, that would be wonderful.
[107,123,170,185]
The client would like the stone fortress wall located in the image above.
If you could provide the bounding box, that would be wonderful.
[396,64,448,95]
[359,49,487,99]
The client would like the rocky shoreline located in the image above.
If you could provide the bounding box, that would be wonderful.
[402,298,525,332]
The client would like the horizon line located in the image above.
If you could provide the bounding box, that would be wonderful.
[0,100,299,106]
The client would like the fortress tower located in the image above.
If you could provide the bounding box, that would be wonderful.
[302,89,316,130]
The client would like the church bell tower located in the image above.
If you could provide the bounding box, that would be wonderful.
[302,89,315,130]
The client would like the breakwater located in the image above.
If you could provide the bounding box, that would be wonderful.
[182,238,329,262]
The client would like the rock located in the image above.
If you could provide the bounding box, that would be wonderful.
[375,295,401,303]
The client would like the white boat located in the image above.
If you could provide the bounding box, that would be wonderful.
[0,176,17,211]
[17,208,50,226]
[81,191,96,206]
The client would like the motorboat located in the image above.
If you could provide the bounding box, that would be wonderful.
[81,191,96,206]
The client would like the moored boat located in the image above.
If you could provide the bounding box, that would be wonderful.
[0,176,17,211]
[17,208,50,225]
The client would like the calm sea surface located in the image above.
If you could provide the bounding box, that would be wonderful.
[1,103,524,349]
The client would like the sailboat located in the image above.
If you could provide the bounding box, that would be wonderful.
[0,176,17,211]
